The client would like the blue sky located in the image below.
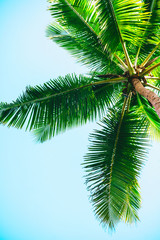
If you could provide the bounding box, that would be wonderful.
[0,1,160,239]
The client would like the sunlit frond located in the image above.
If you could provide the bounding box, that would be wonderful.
[138,0,160,59]
[137,94,160,140]
[95,0,149,52]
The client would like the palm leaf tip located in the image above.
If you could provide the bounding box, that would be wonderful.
[83,108,149,229]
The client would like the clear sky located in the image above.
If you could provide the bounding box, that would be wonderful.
[0,1,160,240]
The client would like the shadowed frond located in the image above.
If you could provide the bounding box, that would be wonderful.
[0,74,122,142]
[83,106,149,229]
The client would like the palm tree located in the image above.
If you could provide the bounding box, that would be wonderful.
[0,0,160,230]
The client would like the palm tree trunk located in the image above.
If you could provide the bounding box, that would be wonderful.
[132,78,160,118]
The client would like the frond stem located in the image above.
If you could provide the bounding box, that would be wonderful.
[140,62,160,76]
[140,42,160,68]
[145,76,160,80]
[121,42,135,75]
[127,91,132,112]
[114,53,128,71]
[134,47,140,67]
[144,83,160,92]
[144,56,159,68]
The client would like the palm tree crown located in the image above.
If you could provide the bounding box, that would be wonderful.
[0,0,160,230]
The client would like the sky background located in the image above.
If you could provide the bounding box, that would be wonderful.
[0,0,160,239]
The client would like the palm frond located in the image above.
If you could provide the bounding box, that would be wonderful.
[95,0,149,52]
[46,22,121,72]
[49,0,100,34]
[0,74,122,142]
[137,94,160,140]
[138,0,160,59]
[120,179,141,223]
[83,105,149,229]
[150,66,160,90]
[48,0,110,71]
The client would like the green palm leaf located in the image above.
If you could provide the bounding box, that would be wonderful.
[137,94,160,139]
[120,180,141,223]
[95,0,149,52]
[1,0,160,231]
[46,22,120,72]
[48,0,109,70]
[0,74,121,142]
[48,0,101,34]
[83,106,149,229]
[138,0,160,59]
